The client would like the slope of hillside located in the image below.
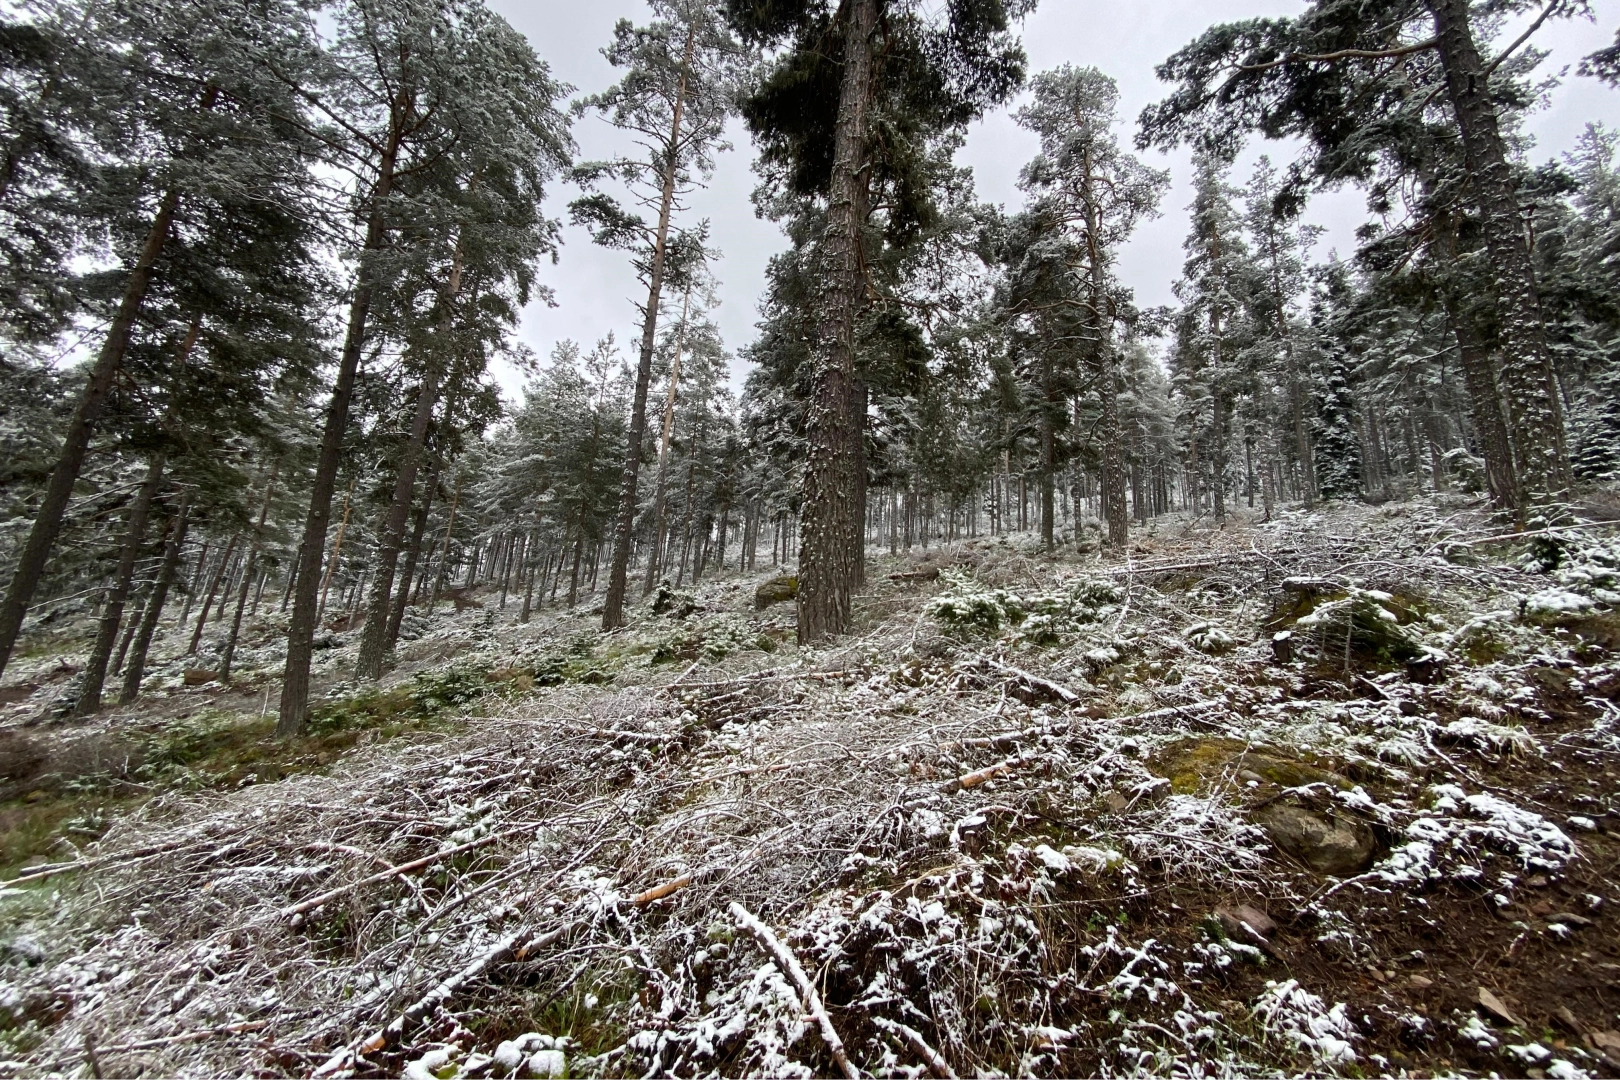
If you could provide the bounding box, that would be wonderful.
[1,495,1618,1079]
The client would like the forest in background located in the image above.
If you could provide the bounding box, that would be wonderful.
[0,1,1619,1075]
[0,0,1616,729]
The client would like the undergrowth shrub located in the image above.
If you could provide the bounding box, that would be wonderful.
[926,570,1121,644]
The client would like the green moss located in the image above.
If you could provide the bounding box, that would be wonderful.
[0,693,466,877]
[1151,738,1352,796]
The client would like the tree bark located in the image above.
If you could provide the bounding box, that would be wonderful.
[603,32,695,630]
[1426,0,1567,509]
[1084,150,1128,548]
[0,191,180,681]
[220,469,276,683]
[278,102,403,736]
[798,0,875,643]
[120,491,189,705]
[385,460,438,650]
[188,533,237,656]
[642,286,693,594]
[75,453,166,715]
[357,243,459,679]
[1428,192,1520,509]
[427,476,462,615]
[317,480,356,625]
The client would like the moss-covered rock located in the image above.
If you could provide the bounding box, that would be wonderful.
[753,575,798,611]
[1151,738,1352,796]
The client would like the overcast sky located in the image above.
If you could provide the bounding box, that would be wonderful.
[486,0,1620,400]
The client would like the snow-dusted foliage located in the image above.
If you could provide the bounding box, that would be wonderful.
[2,498,1617,1078]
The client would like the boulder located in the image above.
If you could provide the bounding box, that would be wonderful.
[754,575,798,611]
[183,668,218,686]
[1254,798,1376,875]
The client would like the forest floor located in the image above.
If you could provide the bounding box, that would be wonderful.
[1,492,1619,1078]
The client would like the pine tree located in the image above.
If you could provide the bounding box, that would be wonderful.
[570,1,749,631]
[278,0,570,733]
[1013,66,1167,547]
[726,0,1030,642]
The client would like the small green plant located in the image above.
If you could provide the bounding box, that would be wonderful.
[1185,622,1237,654]
[925,571,1121,644]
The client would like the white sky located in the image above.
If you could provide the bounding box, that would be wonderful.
[487,0,1620,400]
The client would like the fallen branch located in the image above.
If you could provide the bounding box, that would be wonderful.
[1429,518,1620,554]
[1114,699,1227,725]
[948,723,1070,751]
[566,722,673,746]
[315,923,571,1076]
[974,658,1083,706]
[0,832,224,888]
[871,1016,957,1079]
[730,901,859,1080]
[630,873,692,906]
[939,752,1036,794]
[10,1021,271,1073]
[1102,555,1260,577]
[281,830,512,920]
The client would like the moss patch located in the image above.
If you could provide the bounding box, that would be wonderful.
[1151,738,1352,796]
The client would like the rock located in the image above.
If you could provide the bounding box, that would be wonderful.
[753,575,798,611]
[183,668,218,686]
[1253,798,1377,875]
[1221,903,1275,936]
[1233,903,1276,935]
[1409,975,1433,989]
[1475,986,1521,1026]
[1553,1006,1584,1036]
[1548,911,1593,927]
[1215,904,1276,945]
[1154,739,1351,796]
[527,1049,566,1078]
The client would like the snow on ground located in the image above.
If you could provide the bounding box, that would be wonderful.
[1,494,1618,1077]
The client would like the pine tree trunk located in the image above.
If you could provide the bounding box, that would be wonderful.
[278,99,404,736]
[1431,207,1520,508]
[520,531,539,623]
[798,0,875,643]
[567,526,584,608]
[1426,0,1567,509]
[182,537,210,626]
[852,375,869,584]
[220,470,276,684]
[1039,384,1056,549]
[386,461,439,650]
[0,191,182,681]
[427,476,462,615]
[120,492,190,705]
[189,537,237,656]
[75,453,166,715]
[317,480,356,626]
[1080,151,1129,548]
[356,252,457,679]
[110,594,143,679]
[604,36,695,631]
[641,287,692,596]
